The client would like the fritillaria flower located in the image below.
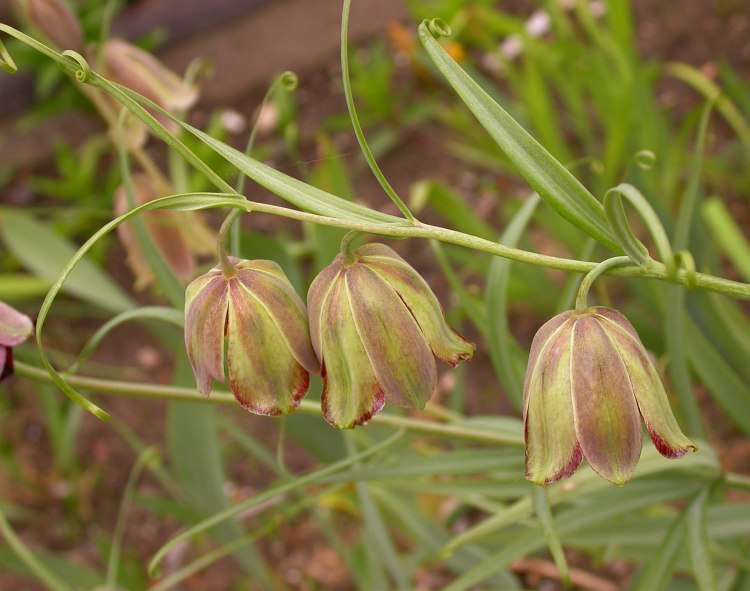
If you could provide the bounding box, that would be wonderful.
[308,243,475,429]
[114,173,215,290]
[185,258,320,415]
[13,0,83,52]
[0,301,33,382]
[523,306,697,486]
[100,39,198,140]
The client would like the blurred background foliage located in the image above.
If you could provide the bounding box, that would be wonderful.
[1,0,750,589]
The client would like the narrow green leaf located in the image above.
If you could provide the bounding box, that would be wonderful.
[686,319,750,436]
[0,504,72,591]
[0,274,50,300]
[180,120,403,226]
[418,21,619,251]
[168,352,275,587]
[702,198,750,282]
[687,488,717,591]
[148,430,404,576]
[430,241,486,333]
[532,488,571,587]
[485,194,540,408]
[1,211,135,313]
[629,510,688,591]
[666,62,750,149]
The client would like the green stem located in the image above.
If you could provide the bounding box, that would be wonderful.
[340,230,362,262]
[226,197,750,300]
[575,256,634,310]
[12,361,523,446]
[341,0,416,223]
[106,448,159,590]
[0,503,72,591]
[217,209,241,277]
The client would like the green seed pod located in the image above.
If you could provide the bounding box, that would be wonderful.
[184,258,320,415]
[308,243,475,429]
[0,301,33,382]
[523,306,697,486]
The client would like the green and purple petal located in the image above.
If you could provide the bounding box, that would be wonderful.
[184,272,229,396]
[571,314,643,485]
[236,266,320,374]
[594,309,696,459]
[227,280,309,415]
[361,251,474,366]
[346,264,436,409]
[524,315,582,485]
[307,256,344,361]
[319,276,385,428]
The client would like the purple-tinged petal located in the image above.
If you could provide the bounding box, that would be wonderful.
[227,281,309,416]
[307,256,344,361]
[346,265,436,409]
[362,254,474,366]
[236,267,320,374]
[522,311,573,416]
[0,301,33,347]
[184,273,228,396]
[593,310,697,459]
[318,276,384,428]
[0,347,10,382]
[571,314,643,485]
[523,316,582,485]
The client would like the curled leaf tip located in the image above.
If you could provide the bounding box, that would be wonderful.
[280,70,299,91]
[427,18,452,38]
[61,49,90,82]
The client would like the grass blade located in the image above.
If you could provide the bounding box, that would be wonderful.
[418,20,619,251]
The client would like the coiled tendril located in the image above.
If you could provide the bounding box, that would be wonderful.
[61,49,90,82]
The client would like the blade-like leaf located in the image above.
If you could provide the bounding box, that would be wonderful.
[1,211,135,313]
[418,21,619,251]
[485,194,540,408]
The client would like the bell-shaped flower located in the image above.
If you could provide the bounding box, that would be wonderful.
[523,306,697,486]
[114,173,214,290]
[100,39,198,139]
[185,258,320,415]
[13,0,83,52]
[0,301,33,382]
[308,243,475,429]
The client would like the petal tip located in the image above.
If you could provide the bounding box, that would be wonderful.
[646,422,697,458]
[525,442,583,486]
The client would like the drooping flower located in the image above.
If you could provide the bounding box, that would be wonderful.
[184,258,320,415]
[13,0,83,52]
[100,39,199,142]
[114,173,214,290]
[0,301,33,382]
[308,243,475,429]
[523,306,697,486]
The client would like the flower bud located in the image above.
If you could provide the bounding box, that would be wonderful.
[0,301,33,382]
[523,306,697,486]
[14,0,83,52]
[308,243,475,429]
[185,258,320,415]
